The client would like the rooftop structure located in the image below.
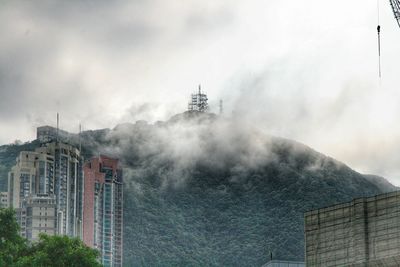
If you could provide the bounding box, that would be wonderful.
[305,191,400,267]
[262,260,305,267]
[188,85,209,112]
[37,125,74,144]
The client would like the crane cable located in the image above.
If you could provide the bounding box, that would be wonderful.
[377,0,382,79]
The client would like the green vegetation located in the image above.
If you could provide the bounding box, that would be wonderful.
[0,208,101,267]
[0,114,397,266]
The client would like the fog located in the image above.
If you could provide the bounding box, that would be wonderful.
[1,1,400,184]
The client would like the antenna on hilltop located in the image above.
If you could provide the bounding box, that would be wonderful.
[219,99,223,115]
[188,84,209,112]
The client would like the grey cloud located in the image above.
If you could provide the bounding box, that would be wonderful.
[1,0,400,186]
[183,4,235,35]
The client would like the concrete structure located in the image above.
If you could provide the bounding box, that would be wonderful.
[36,125,74,143]
[0,191,8,208]
[18,195,56,241]
[262,260,305,267]
[305,191,400,267]
[83,156,123,267]
[8,141,84,241]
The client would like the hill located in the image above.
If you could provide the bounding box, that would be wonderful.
[0,112,396,266]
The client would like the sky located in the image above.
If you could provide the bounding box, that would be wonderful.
[1,1,400,184]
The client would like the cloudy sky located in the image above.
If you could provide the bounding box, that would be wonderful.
[1,1,400,184]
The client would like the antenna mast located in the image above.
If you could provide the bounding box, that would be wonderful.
[56,113,59,143]
[79,123,82,152]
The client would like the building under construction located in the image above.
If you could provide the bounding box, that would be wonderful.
[188,85,209,112]
[305,191,400,266]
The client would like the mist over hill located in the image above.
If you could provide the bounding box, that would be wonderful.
[0,111,397,266]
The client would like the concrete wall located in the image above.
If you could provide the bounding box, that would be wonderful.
[305,191,400,267]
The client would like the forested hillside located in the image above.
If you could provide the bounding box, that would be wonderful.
[0,112,396,266]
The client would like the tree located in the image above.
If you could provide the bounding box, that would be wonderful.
[16,234,102,267]
[0,208,102,267]
[0,208,28,266]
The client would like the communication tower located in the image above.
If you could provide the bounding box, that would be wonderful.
[188,85,209,112]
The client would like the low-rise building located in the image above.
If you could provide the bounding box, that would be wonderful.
[19,195,56,241]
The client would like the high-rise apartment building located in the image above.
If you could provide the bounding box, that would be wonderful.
[8,141,84,240]
[305,191,400,267]
[83,156,123,267]
[35,142,84,237]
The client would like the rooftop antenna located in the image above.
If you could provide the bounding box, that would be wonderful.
[79,123,82,152]
[56,112,59,143]
[377,0,382,79]
[219,99,223,114]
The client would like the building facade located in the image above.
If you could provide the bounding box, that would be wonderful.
[18,195,57,241]
[0,191,8,208]
[8,141,84,240]
[8,151,55,208]
[83,156,123,267]
[305,191,400,267]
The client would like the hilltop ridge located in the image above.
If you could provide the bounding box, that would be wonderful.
[0,113,397,266]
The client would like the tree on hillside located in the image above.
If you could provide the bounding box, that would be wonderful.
[0,208,101,267]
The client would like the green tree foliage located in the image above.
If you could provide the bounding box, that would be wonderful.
[17,234,102,267]
[0,208,101,267]
[0,208,28,266]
